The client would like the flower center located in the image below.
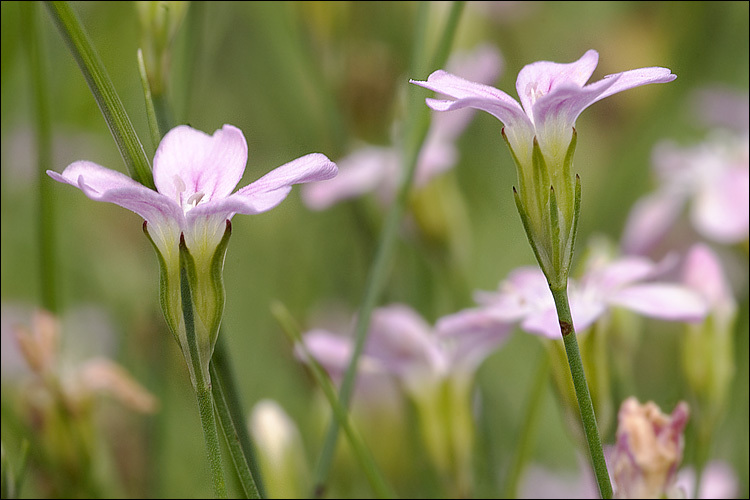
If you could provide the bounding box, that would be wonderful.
[525,82,546,108]
[173,175,207,213]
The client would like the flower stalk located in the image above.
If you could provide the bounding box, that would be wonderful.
[550,286,613,499]
[311,2,465,495]
[179,237,227,499]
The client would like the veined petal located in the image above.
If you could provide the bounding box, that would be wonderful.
[608,284,708,322]
[153,124,248,204]
[594,66,676,103]
[516,49,600,118]
[47,161,184,229]
[531,76,620,159]
[188,153,338,220]
[411,71,531,128]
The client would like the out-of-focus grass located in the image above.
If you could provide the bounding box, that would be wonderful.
[1,2,748,498]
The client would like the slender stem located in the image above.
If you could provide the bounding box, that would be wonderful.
[311,3,465,495]
[21,2,58,314]
[549,287,613,499]
[273,303,396,499]
[210,334,266,499]
[180,266,227,499]
[44,1,155,189]
[502,349,550,498]
[137,48,162,150]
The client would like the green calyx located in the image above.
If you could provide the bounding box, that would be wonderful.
[506,128,581,290]
[143,220,232,387]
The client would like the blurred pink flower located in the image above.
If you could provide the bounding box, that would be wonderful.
[299,303,513,393]
[465,245,707,339]
[622,132,749,253]
[675,461,739,499]
[610,397,689,499]
[682,243,736,322]
[303,44,503,210]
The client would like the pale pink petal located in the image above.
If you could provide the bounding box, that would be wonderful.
[587,255,666,293]
[430,43,504,141]
[532,76,620,156]
[620,189,686,255]
[301,147,395,210]
[412,70,531,130]
[188,153,337,220]
[366,304,443,376]
[520,305,564,339]
[520,291,606,339]
[297,330,353,379]
[681,244,735,313]
[475,267,553,322]
[414,136,457,187]
[608,284,708,322]
[153,124,248,203]
[690,165,749,243]
[515,49,600,118]
[593,67,677,102]
[47,161,184,228]
[435,307,513,371]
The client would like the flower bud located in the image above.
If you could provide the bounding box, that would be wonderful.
[611,397,689,499]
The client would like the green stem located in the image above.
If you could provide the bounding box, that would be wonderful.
[180,264,227,499]
[273,304,396,499]
[311,3,465,496]
[44,1,155,189]
[502,349,550,498]
[550,287,612,499]
[137,48,162,150]
[210,334,266,499]
[21,2,58,313]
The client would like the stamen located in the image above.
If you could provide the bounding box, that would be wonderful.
[173,175,187,206]
[186,192,205,207]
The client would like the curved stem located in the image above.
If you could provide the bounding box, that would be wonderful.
[550,287,612,499]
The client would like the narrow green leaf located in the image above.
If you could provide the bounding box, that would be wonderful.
[210,358,261,499]
[272,303,397,500]
[210,334,267,499]
[44,1,155,189]
[312,4,465,494]
[21,1,58,313]
[137,48,162,150]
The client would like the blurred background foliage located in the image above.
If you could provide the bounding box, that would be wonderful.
[1,1,748,498]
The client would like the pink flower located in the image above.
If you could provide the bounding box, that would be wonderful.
[610,398,689,499]
[300,303,513,393]
[622,133,749,253]
[467,244,707,339]
[48,124,337,264]
[303,44,503,210]
[48,124,337,384]
[411,49,675,288]
[411,49,675,175]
